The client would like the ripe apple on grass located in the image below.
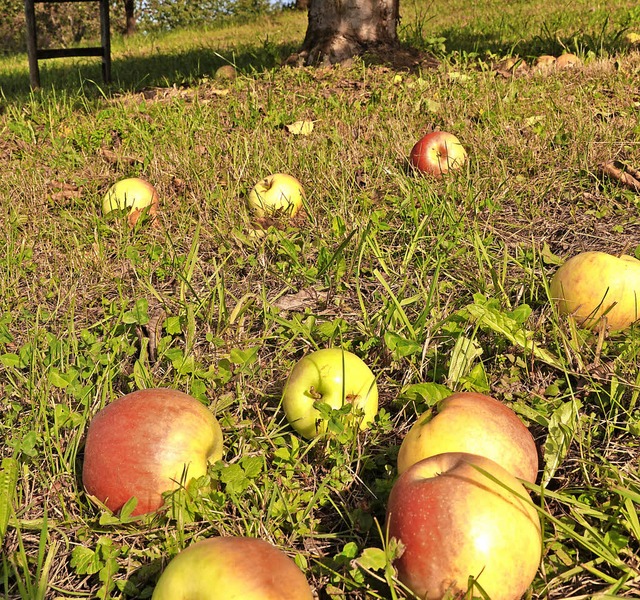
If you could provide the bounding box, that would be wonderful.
[397,391,539,483]
[102,177,159,228]
[550,250,640,331]
[152,536,314,600]
[409,131,467,178]
[386,453,542,600]
[247,173,305,220]
[82,388,223,516]
[281,348,378,439]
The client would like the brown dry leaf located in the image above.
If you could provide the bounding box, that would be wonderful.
[99,147,141,166]
[285,120,314,136]
[273,287,325,312]
[598,160,640,193]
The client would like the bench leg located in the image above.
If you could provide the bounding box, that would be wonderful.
[24,0,41,89]
[99,0,111,83]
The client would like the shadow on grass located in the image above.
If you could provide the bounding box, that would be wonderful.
[0,37,299,103]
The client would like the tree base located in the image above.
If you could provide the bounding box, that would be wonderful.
[287,39,438,71]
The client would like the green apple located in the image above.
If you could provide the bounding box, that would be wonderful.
[102,177,159,227]
[397,392,538,483]
[386,453,542,600]
[281,348,378,439]
[247,173,304,219]
[550,250,640,331]
[152,536,314,599]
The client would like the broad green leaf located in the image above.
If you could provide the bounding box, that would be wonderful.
[542,399,582,486]
[447,335,483,385]
[384,331,422,358]
[464,301,564,369]
[356,547,387,571]
[0,458,18,541]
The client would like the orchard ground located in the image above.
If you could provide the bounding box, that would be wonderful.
[1,0,640,598]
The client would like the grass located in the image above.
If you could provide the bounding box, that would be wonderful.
[1,0,640,598]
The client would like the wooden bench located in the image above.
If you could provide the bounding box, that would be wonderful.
[24,0,111,88]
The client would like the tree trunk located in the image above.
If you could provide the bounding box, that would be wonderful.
[300,0,399,65]
[295,0,309,9]
[124,0,136,35]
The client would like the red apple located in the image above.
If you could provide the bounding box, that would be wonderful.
[397,392,538,482]
[83,388,223,516]
[386,453,542,600]
[409,131,467,177]
[152,536,314,599]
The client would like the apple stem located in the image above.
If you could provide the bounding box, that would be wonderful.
[308,386,322,400]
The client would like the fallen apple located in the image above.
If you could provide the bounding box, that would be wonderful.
[102,177,159,227]
[409,131,467,178]
[83,388,223,516]
[152,536,314,600]
[281,348,378,439]
[247,173,304,219]
[555,53,582,69]
[533,55,557,72]
[397,391,538,483]
[549,250,640,331]
[386,452,542,600]
[214,65,237,81]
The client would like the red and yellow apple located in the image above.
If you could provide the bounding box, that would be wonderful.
[386,453,542,600]
[152,537,314,600]
[102,177,159,227]
[409,131,467,178]
[397,392,538,482]
[549,251,640,331]
[247,173,304,219]
[281,348,378,439]
[83,388,223,516]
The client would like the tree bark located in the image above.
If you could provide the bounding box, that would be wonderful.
[300,0,399,65]
[124,0,136,35]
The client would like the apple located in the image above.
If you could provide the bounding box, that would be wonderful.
[247,173,304,219]
[82,388,223,516]
[152,536,314,599]
[533,55,556,72]
[386,452,542,600]
[409,131,467,178]
[397,391,538,483]
[102,177,159,227]
[214,65,237,81]
[549,251,640,331]
[281,348,378,439]
[555,53,582,69]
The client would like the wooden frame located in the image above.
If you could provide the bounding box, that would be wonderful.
[24,0,111,88]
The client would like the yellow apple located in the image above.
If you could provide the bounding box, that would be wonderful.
[386,453,542,600]
[281,348,378,439]
[152,537,314,599]
[102,177,159,227]
[555,53,582,69]
[247,173,304,219]
[533,55,556,72]
[549,251,640,331]
[409,131,467,178]
[397,392,538,482]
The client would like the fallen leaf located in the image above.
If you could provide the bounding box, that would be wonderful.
[286,120,314,136]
